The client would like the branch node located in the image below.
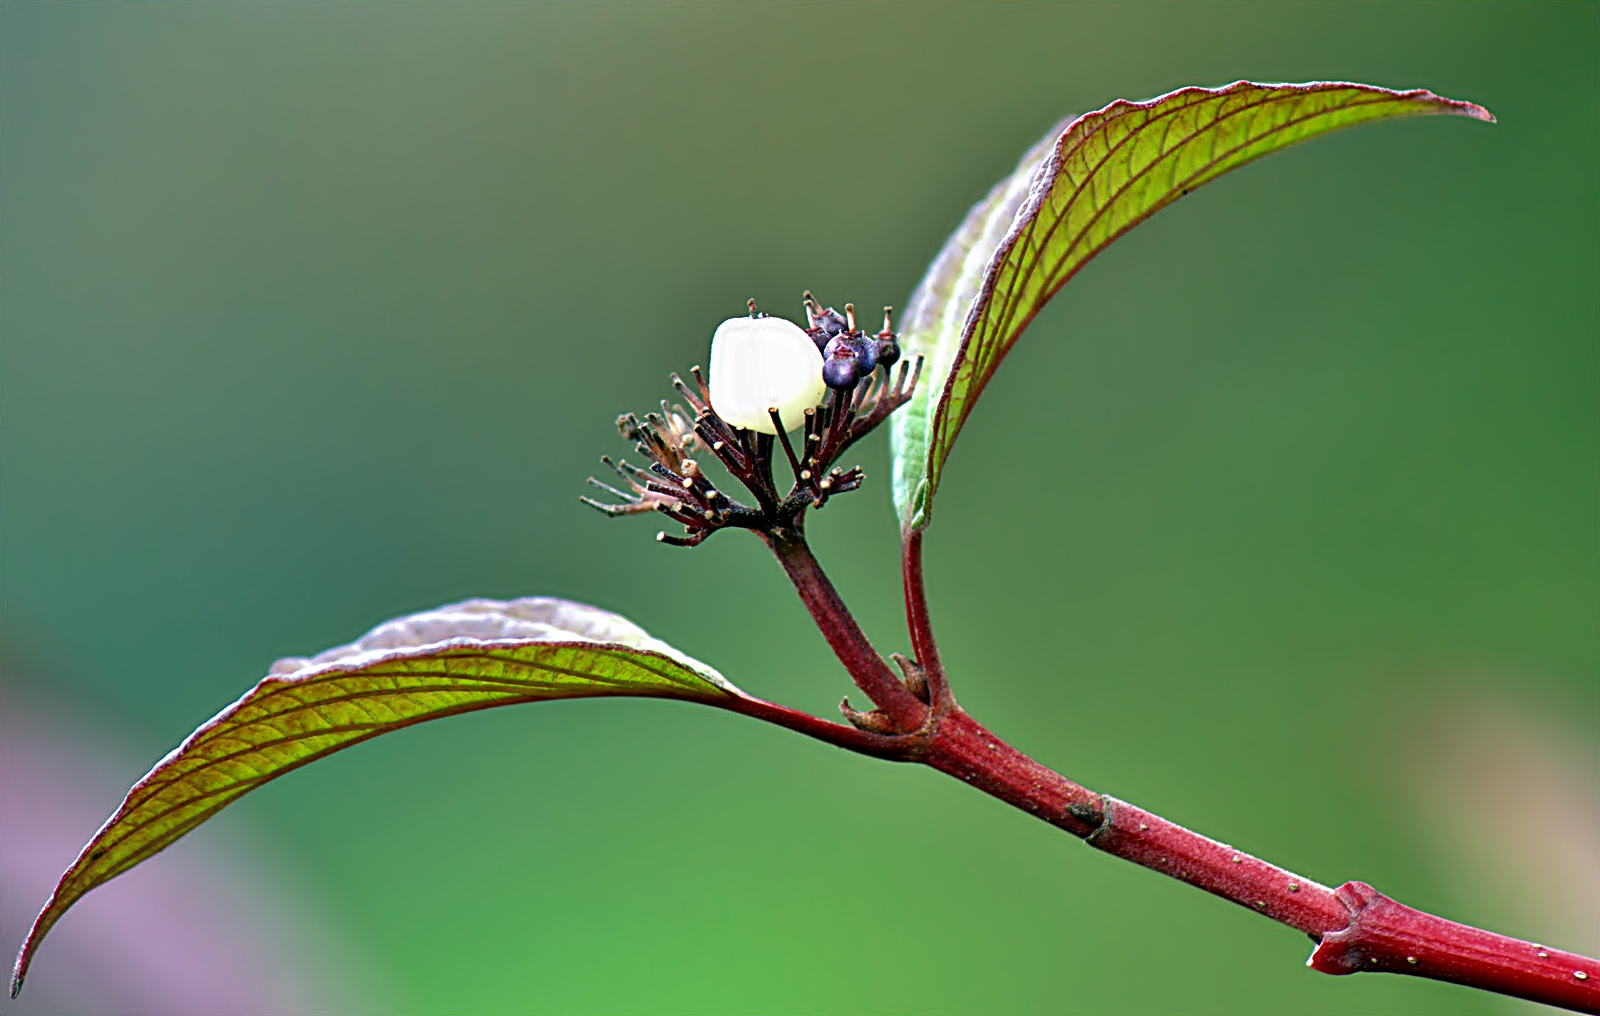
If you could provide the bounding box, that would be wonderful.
[889,652,929,703]
[839,697,898,735]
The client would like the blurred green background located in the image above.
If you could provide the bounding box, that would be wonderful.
[2,2,1595,1013]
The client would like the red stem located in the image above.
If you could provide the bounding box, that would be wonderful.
[752,528,1600,1011]
[901,529,950,707]
[921,706,1101,836]
[922,711,1600,1012]
[722,691,916,761]
[764,528,928,731]
[761,526,1600,1013]
[1308,880,1600,1010]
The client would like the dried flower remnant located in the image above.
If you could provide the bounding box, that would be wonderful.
[582,295,921,547]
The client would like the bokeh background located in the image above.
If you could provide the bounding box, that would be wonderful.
[2,2,1594,1013]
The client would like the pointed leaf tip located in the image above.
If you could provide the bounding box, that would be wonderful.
[10,596,735,996]
[889,80,1493,533]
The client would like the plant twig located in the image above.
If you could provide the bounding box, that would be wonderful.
[723,691,918,762]
[922,711,1600,1012]
[756,527,1600,1013]
[901,529,950,708]
[763,528,928,732]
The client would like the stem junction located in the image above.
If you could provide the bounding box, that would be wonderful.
[744,525,1600,1014]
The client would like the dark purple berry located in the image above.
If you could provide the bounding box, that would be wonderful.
[876,336,900,369]
[807,305,847,337]
[822,337,859,390]
[803,292,853,342]
[822,355,858,390]
[851,333,878,374]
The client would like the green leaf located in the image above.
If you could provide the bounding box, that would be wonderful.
[890,81,1493,533]
[11,597,738,998]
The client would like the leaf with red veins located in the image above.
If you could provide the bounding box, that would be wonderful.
[10,597,737,998]
[889,80,1493,533]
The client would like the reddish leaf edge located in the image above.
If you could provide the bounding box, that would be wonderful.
[8,631,894,1000]
[909,79,1493,534]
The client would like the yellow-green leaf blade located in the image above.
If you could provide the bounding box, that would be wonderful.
[891,81,1493,533]
[11,597,737,997]
[889,121,1068,534]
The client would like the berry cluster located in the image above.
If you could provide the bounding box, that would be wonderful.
[582,296,921,547]
[804,292,901,391]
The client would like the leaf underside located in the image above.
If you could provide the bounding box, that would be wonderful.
[889,80,1493,533]
[11,597,738,997]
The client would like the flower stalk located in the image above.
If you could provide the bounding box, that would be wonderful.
[764,530,929,733]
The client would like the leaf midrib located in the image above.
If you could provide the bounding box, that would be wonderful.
[947,89,1365,441]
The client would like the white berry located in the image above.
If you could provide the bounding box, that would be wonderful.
[707,316,826,434]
